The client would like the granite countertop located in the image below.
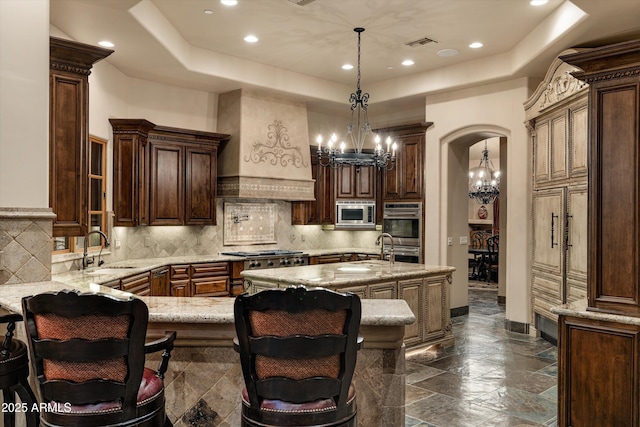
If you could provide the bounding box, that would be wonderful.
[52,248,380,287]
[242,260,455,287]
[551,298,640,326]
[0,281,415,327]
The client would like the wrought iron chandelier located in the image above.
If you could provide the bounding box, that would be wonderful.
[468,141,500,204]
[317,28,396,170]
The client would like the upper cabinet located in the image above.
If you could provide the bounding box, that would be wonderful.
[374,123,432,201]
[49,37,112,237]
[291,148,334,225]
[111,119,230,226]
[335,164,376,199]
[562,40,640,317]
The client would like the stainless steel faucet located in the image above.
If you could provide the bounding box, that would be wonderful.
[375,232,395,264]
[82,230,110,270]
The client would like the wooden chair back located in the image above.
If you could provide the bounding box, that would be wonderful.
[22,290,149,422]
[234,286,361,426]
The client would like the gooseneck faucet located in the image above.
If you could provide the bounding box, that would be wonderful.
[82,230,110,270]
[375,232,395,264]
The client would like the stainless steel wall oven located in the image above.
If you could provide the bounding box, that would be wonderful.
[383,202,423,263]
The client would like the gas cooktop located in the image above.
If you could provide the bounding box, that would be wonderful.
[221,250,305,257]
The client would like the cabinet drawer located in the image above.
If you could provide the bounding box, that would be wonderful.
[170,264,190,280]
[192,277,229,296]
[121,272,151,295]
[101,279,121,290]
[317,255,344,264]
[191,262,229,278]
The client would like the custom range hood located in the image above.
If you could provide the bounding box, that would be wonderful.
[216,89,314,201]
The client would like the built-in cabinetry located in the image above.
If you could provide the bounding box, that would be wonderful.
[244,263,453,350]
[558,314,640,427]
[555,40,640,427]
[291,148,334,225]
[110,119,230,226]
[524,54,589,339]
[292,149,377,226]
[373,123,431,201]
[169,262,230,297]
[49,37,112,237]
[309,253,381,265]
[335,164,376,199]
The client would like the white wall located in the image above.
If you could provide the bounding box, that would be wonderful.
[0,0,49,208]
[424,78,534,326]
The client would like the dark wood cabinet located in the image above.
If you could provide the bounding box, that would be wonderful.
[191,262,230,297]
[168,262,230,297]
[558,315,640,427]
[110,119,154,226]
[150,267,169,297]
[121,272,151,296]
[555,40,640,427]
[49,37,112,237]
[111,120,229,227]
[562,40,640,316]
[335,164,376,199]
[149,142,184,226]
[292,148,334,225]
[169,264,191,297]
[374,123,431,201]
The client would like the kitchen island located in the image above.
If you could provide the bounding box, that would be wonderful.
[242,260,456,350]
[0,279,414,427]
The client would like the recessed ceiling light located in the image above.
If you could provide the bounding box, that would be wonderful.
[437,48,459,57]
[244,35,258,43]
[98,40,114,48]
[342,64,354,70]
[469,42,483,49]
[220,0,238,5]
[203,9,214,14]
[530,0,548,5]
[401,59,414,66]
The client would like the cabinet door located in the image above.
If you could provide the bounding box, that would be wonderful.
[400,136,424,199]
[356,165,376,198]
[558,316,640,427]
[569,103,588,179]
[50,72,87,237]
[292,153,320,224]
[149,142,184,225]
[550,112,569,181]
[423,277,447,340]
[318,161,335,224]
[185,147,217,225]
[150,267,169,296]
[336,165,356,199]
[532,187,566,312]
[170,281,190,297]
[369,281,396,299]
[533,119,551,187]
[398,279,423,346]
[566,185,587,301]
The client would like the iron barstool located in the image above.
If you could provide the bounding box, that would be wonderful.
[1,308,39,427]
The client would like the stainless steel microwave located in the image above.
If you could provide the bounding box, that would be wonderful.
[335,200,376,229]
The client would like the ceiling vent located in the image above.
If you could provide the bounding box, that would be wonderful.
[405,37,438,47]
[288,0,316,5]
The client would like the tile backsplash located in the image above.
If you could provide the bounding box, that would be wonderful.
[107,200,379,262]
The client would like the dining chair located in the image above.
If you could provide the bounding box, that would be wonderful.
[234,286,362,427]
[1,308,39,427]
[21,289,176,427]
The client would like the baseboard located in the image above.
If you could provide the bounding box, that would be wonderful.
[504,319,529,334]
[451,305,469,318]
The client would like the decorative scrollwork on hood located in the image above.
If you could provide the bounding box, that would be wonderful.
[244,120,309,168]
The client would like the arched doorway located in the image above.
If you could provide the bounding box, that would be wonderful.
[441,125,508,317]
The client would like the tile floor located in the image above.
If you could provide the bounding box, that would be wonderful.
[404,287,558,427]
